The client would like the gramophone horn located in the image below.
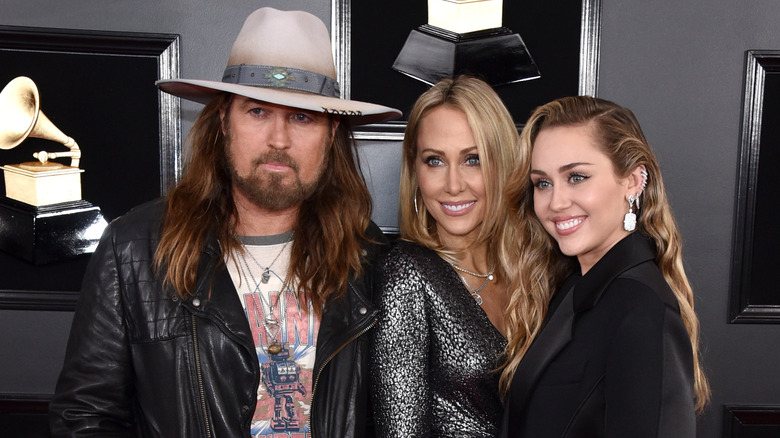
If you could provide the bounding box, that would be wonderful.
[0,76,80,167]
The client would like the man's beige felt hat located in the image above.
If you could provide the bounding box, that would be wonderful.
[156,7,401,125]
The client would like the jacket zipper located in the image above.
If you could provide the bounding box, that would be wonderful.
[192,315,213,438]
[308,316,377,438]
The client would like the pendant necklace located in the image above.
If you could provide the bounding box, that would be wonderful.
[456,272,490,305]
[257,276,287,355]
[449,261,495,305]
[237,233,294,355]
[449,261,495,281]
[242,232,293,284]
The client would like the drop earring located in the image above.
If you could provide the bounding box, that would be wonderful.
[623,195,637,232]
[414,194,419,215]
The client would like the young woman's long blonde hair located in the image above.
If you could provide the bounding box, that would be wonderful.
[500,96,710,412]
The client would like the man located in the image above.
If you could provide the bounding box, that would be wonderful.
[49,8,400,437]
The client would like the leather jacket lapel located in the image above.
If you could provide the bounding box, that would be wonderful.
[182,241,257,351]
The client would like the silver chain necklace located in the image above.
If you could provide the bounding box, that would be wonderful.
[448,260,494,305]
[449,261,495,281]
[237,251,289,354]
[456,272,489,305]
[236,233,294,355]
[242,232,294,284]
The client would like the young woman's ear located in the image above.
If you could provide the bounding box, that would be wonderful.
[626,164,648,200]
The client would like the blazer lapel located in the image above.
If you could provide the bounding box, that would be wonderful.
[502,282,576,434]
[501,233,659,437]
[573,232,656,312]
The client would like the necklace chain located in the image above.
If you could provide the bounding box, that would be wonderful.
[237,251,287,348]
[448,260,494,306]
[243,232,293,284]
[235,232,294,355]
[449,261,495,281]
[456,272,489,305]
[238,251,289,313]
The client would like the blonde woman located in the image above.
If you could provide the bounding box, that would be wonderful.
[370,76,521,437]
[499,96,709,437]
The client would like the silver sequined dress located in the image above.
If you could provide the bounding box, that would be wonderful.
[370,241,507,437]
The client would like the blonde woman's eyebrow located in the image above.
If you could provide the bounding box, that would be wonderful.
[418,145,478,155]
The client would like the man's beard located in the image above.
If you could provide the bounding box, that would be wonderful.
[228,147,327,211]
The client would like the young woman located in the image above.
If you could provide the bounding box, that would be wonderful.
[370,76,521,437]
[499,96,709,437]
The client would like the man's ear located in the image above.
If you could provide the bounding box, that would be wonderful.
[219,104,228,136]
[330,115,341,140]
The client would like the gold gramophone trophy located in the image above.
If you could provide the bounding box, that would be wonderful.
[0,76,107,264]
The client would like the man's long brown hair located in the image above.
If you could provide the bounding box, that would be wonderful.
[153,93,373,313]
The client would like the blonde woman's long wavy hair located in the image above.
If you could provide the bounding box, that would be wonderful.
[399,76,520,277]
[500,96,710,412]
[153,92,373,314]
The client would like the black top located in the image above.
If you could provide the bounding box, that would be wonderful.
[500,232,696,438]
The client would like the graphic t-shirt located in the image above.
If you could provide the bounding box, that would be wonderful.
[228,232,320,438]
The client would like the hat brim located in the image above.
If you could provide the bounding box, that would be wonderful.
[156,79,401,126]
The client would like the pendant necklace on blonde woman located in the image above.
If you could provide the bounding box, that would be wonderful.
[237,233,293,355]
[450,261,495,305]
[450,261,495,281]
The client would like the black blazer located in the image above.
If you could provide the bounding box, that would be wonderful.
[500,232,696,438]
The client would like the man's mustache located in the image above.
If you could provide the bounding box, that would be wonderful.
[251,151,299,171]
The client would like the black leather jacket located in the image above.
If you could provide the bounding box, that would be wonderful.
[49,198,385,437]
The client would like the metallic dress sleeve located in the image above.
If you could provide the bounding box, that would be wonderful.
[370,249,433,437]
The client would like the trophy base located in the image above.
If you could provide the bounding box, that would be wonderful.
[0,197,108,265]
[2,163,83,207]
[392,24,540,87]
[428,0,503,34]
